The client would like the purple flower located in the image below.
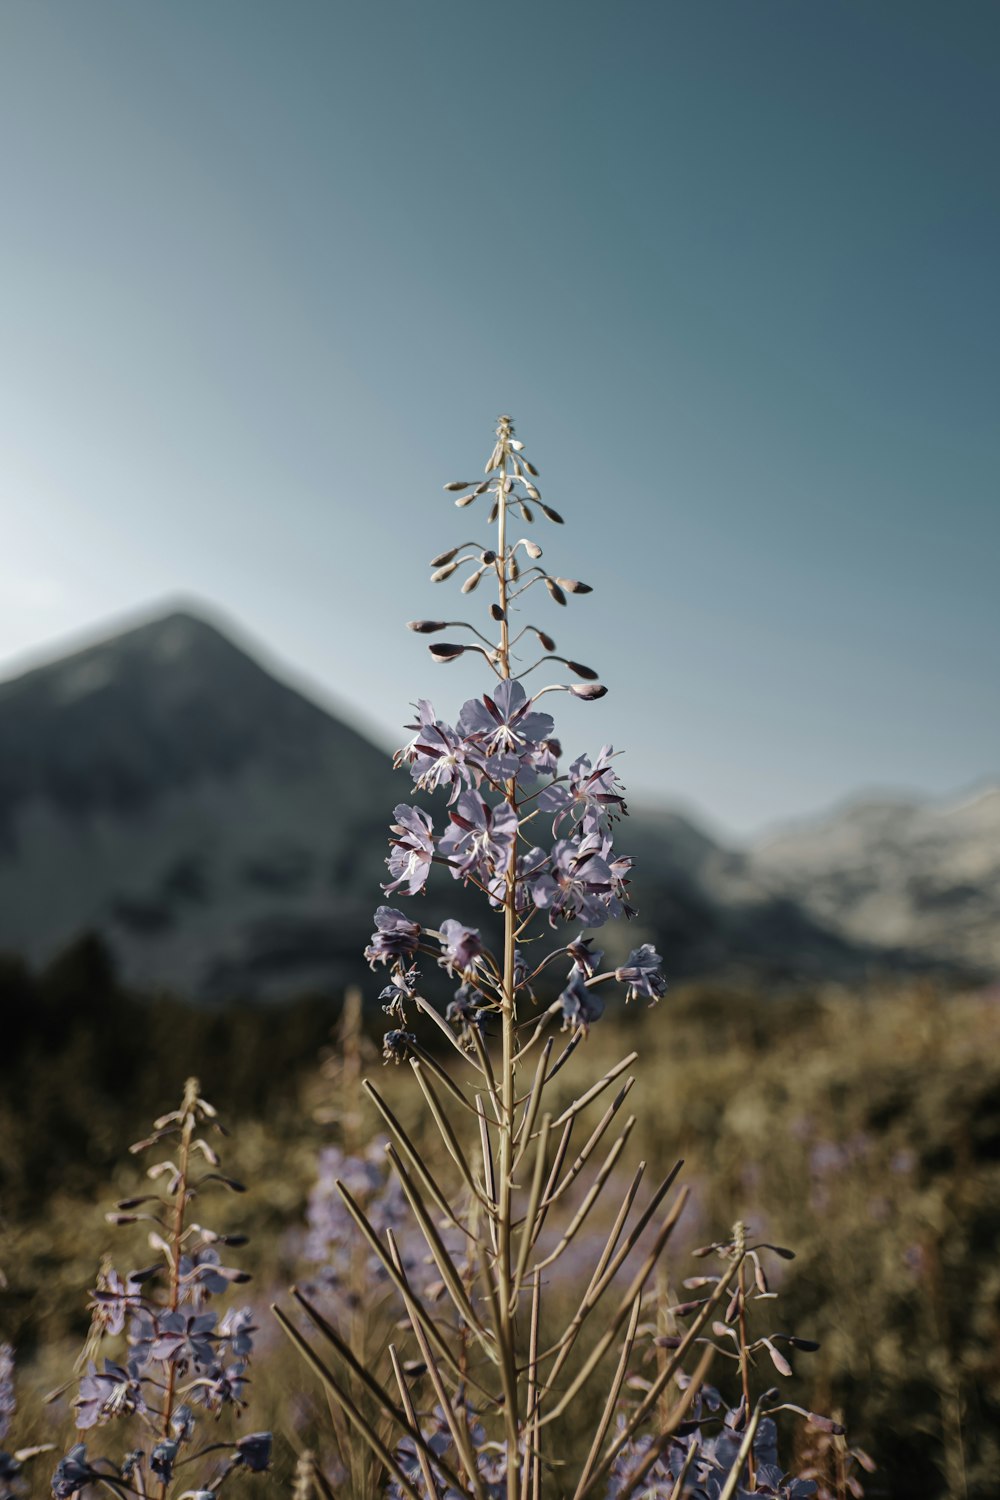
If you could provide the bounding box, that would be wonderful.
[74,1360,145,1430]
[150,1438,178,1482]
[528,737,562,777]
[170,1402,196,1440]
[457,679,554,764]
[383,804,436,895]
[538,745,627,831]
[437,919,482,976]
[531,837,615,928]
[365,907,422,968]
[380,964,419,1022]
[383,1030,416,1065]
[438,791,518,887]
[126,1311,157,1372]
[51,1444,96,1499]
[235,1432,272,1472]
[189,1361,248,1412]
[150,1311,217,1370]
[219,1306,256,1359]
[565,936,604,977]
[0,1345,13,1443]
[509,846,549,913]
[559,969,604,1036]
[615,944,666,1003]
[398,704,483,803]
[446,985,485,1048]
[178,1248,248,1307]
[88,1267,144,1338]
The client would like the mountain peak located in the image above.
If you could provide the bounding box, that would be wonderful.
[0,601,389,830]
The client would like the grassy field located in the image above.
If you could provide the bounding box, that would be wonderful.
[2,953,998,1498]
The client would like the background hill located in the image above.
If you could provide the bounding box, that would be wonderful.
[752,786,1000,975]
[0,607,994,999]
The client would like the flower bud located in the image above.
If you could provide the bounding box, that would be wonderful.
[567,661,599,681]
[490,603,505,621]
[545,578,567,606]
[429,547,458,567]
[481,549,497,564]
[444,481,474,492]
[539,502,563,523]
[461,568,484,594]
[570,682,607,700]
[455,492,478,507]
[523,539,542,559]
[407,620,448,633]
[556,578,593,594]
[431,562,459,582]
[536,629,556,651]
[429,643,465,662]
[518,502,535,522]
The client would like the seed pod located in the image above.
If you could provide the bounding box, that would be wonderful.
[407,620,448,633]
[431,561,459,582]
[429,643,465,662]
[807,1413,845,1435]
[545,578,567,606]
[490,603,505,621]
[539,502,564,524]
[430,547,458,567]
[461,568,484,594]
[570,682,608,700]
[556,578,592,593]
[444,481,474,492]
[567,661,599,681]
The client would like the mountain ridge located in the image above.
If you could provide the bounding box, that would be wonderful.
[0,605,993,998]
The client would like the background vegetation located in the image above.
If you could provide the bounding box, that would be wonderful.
[2,937,997,1497]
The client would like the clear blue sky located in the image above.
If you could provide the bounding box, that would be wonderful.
[1,1,996,837]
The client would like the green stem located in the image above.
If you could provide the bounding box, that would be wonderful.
[494,430,522,1500]
[156,1077,198,1500]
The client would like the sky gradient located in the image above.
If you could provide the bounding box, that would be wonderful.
[1,1,997,837]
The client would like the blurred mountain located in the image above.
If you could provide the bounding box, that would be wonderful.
[0,607,990,998]
[750,788,1000,976]
[0,608,403,998]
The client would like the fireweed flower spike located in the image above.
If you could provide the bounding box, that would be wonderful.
[279,417,854,1500]
[49,1079,270,1498]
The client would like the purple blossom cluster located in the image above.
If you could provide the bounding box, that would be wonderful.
[50,1085,271,1498]
[367,673,664,1048]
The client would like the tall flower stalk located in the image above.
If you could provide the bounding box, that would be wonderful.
[48,1079,271,1499]
[280,416,845,1500]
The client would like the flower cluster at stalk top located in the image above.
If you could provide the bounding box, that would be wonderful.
[366,415,665,1045]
